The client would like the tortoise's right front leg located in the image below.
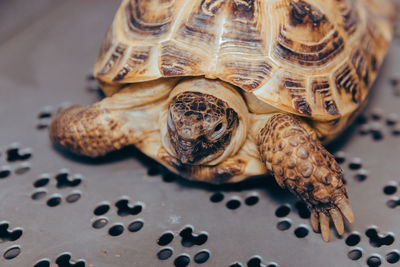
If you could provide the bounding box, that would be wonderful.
[257,113,354,241]
[49,104,138,157]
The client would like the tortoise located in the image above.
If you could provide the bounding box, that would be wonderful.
[49,0,395,241]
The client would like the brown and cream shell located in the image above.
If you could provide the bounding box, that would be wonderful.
[94,0,394,129]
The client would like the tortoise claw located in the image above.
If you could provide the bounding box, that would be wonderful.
[330,208,344,235]
[310,198,354,242]
[337,198,354,223]
[319,212,330,242]
[310,209,319,232]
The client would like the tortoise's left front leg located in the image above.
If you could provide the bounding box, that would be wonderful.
[257,113,353,241]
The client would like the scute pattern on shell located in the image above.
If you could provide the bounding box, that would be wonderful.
[94,0,394,121]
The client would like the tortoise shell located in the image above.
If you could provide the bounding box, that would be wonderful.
[93,0,394,122]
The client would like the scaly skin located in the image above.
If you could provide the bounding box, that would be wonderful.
[257,113,354,241]
[49,79,354,242]
[49,105,136,157]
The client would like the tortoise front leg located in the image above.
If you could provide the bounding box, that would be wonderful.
[49,104,138,157]
[257,113,354,241]
[49,79,177,157]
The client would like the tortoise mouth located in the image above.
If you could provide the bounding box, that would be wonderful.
[168,128,226,165]
[174,139,202,165]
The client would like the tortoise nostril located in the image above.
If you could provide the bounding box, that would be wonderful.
[180,156,189,164]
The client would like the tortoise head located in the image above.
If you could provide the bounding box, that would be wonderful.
[167,91,239,165]
[164,78,247,166]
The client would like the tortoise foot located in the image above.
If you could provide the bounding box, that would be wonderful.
[310,198,354,242]
[257,113,354,242]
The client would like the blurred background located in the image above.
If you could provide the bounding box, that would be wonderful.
[0,0,63,44]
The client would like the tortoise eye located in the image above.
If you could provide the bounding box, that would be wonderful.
[214,123,223,132]
[208,122,226,141]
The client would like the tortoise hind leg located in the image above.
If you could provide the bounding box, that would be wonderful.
[257,113,354,242]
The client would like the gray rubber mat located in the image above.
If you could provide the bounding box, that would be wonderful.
[0,1,399,266]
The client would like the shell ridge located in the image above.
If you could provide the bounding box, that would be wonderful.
[209,10,228,76]
[163,0,196,42]
[93,0,395,127]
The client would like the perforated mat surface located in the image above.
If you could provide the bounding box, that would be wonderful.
[0,1,400,266]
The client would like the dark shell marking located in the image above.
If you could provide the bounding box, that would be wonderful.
[231,0,256,20]
[177,0,224,43]
[113,46,152,82]
[217,0,273,90]
[311,77,339,116]
[333,18,387,106]
[160,0,226,76]
[222,60,272,90]
[161,41,203,76]
[274,1,345,67]
[99,43,128,76]
[281,75,312,116]
[289,0,327,27]
[334,63,361,104]
[126,0,176,39]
